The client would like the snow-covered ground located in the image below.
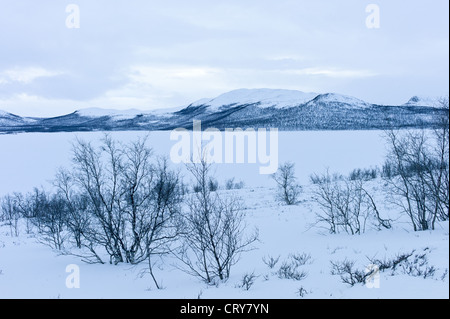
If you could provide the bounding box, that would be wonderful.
[0,131,448,299]
[0,184,448,299]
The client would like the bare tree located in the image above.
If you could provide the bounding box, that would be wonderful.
[10,189,68,250]
[66,136,183,288]
[11,192,33,234]
[71,136,125,264]
[36,193,68,250]
[272,162,301,205]
[312,170,390,234]
[54,168,91,249]
[176,155,258,284]
[430,97,449,220]
[140,158,183,289]
[13,188,55,234]
[1,134,184,279]
[1,195,20,236]
[384,121,448,231]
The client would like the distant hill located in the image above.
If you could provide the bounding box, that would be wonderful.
[0,89,448,133]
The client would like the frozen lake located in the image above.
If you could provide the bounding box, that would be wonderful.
[0,130,389,196]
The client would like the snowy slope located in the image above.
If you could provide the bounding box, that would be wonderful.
[75,108,147,120]
[189,88,319,111]
[75,107,183,119]
[403,96,442,107]
[306,93,372,109]
[0,109,36,126]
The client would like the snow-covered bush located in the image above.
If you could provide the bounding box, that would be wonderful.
[369,249,438,279]
[289,253,312,266]
[236,272,258,291]
[277,260,308,281]
[312,171,391,234]
[208,177,219,192]
[349,167,378,181]
[262,255,280,269]
[330,259,372,287]
[225,178,245,190]
[272,162,301,205]
[273,254,310,281]
[332,248,441,287]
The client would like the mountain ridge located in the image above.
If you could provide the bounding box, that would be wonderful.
[0,89,448,133]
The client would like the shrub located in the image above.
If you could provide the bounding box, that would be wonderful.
[272,162,301,205]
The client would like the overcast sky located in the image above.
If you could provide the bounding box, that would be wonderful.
[0,0,448,117]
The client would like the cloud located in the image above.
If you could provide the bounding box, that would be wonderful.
[0,67,62,84]
[284,68,378,79]
[129,65,223,82]
[0,0,447,116]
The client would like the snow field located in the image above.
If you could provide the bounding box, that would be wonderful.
[0,184,448,299]
[0,130,448,298]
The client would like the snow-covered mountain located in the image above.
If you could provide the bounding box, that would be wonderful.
[305,93,371,109]
[75,108,146,120]
[0,110,36,127]
[188,88,319,112]
[0,89,447,133]
[403,96,442,108]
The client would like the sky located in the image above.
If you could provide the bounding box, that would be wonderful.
[0,0,448,117]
